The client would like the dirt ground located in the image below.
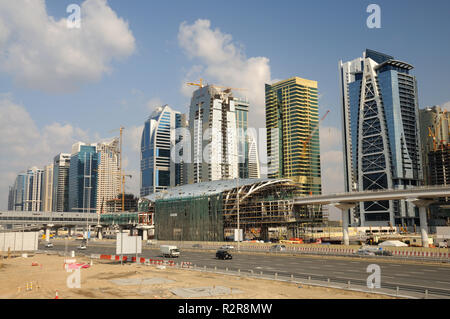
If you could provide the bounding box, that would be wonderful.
[0,253,395,299]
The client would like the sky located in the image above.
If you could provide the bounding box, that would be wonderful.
[1,0,449,219]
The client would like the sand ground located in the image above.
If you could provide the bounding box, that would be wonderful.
[0,253,395,299]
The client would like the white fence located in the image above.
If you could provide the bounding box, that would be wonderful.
[0,232,39,252]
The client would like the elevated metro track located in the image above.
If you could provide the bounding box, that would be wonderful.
[293,185,450,205]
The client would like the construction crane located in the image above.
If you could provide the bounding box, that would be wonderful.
[186,78,246,91]
[108,126,132,212]
[186,78,205,88]
[301,110,330,158]
[429,109,448,151]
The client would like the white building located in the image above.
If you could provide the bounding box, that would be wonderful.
[24,167,44,212]
[96,138,120,214]
[42,164,54,212]
[188,85,239,183]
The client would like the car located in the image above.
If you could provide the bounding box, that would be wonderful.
[77,245,87,250]
[356,249,376,256]
[269,244,286,252]
[44,242,54,248]
[374,250,393,256]
[192,244,202,248]
[216,249,232,260]
[220,245,234,250]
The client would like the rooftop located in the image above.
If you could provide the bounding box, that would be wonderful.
[145,178,293,201]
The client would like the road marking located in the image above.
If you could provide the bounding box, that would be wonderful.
[437,281,450,284]
[407,271,424,275]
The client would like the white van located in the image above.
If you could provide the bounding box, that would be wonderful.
[160,245,180,258]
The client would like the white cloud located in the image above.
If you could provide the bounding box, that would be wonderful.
[146,98,164,113]
[0,0,135,93]
[178,19,271,128]
[442,101,450,112]
[0,96,91,209]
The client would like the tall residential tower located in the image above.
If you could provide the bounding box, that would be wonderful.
[140,105,186,196]
[265,77,321,196]
[339,49,423,227]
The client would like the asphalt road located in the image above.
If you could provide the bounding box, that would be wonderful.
[40,240,450,296]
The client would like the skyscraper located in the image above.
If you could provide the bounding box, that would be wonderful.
[419,106,449,185]
[11,172,27,211]
[188,85,239,184]
[339,49,423,227]
[42,164,54,212]
[24,167,44,212]
[52,153,71,212]
[265,77,321,196]
[96,138,120,214]
[68,142,98,213]
[7,186,14,211]
[140,105,186,196]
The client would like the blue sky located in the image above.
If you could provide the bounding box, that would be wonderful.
[1,0,449,212]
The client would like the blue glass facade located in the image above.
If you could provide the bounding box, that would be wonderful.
[68,145,98,213]
[342,49,422,226]
[140,105,185,197]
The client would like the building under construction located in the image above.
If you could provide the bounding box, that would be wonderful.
[144,178,323,241]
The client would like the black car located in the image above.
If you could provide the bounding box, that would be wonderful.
[216,249,232,260]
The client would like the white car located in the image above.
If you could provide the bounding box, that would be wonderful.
[220,245,234,250]
[77,245,87,250]
[44,242,54,248]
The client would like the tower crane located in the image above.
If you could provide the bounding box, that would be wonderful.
[301,110,330,158]
[108,126,132,212]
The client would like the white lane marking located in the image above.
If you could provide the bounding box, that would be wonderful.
[437,281,450,284]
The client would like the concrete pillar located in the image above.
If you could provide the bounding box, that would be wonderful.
[68,227,72,237]
[334,202,357,246]
[342,210,350,246]
[45,228,50,242]
[142,229,148,241]
[55,228,59,237]
[410,199,434,248]
[419,206,429,248]
[98,230,103,240]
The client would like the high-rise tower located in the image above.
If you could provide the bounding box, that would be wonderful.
[188,85,239,184]
[52,153,71,212]
[339,49,423,227]
[140,105,186,196]
[265,77,321,196]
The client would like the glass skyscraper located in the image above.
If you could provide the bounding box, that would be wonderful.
[339,49,423,227]
[52,153,71,212]
[265,76,321,196]
[140,105,186,196]
[68,143,99,213]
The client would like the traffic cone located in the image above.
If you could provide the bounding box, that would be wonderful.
[55,290,59,299]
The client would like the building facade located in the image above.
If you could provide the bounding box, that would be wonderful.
[419,106,449,185]
[11,173,27,211]
[52,153,71,212]
[42,164,54,212]
[24,167,44,212]
[339,49,423,227]
[96,139,120,214]
[140,105,186,197]
[265,76,321,196]
[188,86,240,184]
[68,142,99,213]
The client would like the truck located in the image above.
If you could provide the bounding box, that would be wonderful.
[160,245,180,258]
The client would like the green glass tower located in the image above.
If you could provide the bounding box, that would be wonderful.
[265,76,321,196]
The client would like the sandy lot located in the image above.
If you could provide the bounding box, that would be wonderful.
[0,253,394,299]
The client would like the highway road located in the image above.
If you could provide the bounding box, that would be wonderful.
[40,240,450,297]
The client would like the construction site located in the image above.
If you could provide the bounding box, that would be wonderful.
[142,178,324,242]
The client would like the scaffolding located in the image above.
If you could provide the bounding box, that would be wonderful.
[147,178,322,241]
